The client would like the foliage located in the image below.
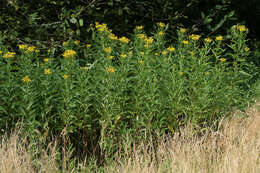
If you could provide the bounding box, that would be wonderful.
[0,23,259,163]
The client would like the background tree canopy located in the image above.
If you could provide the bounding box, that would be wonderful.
[0,0,260,49]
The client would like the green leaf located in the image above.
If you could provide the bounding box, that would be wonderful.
[79,19,83,27]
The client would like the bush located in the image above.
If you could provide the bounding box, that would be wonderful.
[0,23,259,162]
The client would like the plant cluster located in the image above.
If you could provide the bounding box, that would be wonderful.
[0,22,258,162]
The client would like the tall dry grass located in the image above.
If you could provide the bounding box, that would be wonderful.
[0,101,259,173]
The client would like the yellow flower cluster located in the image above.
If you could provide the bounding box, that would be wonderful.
[120,54,127,59]
[95,22,108,32]
[63,50,76,58]
[104,47,112,54]
[157,22,165,28]
[108,33,118,40]
[3,52,16,58]
[22,76,31,83]
[204,38,212,43]
[220,58,226,62]
[136,26,144,30]
[182,40,189,44]
[119,36,130,44]
[158,31,164,36]
[86,44,91,48]
[106,66,115,73]
[43,58,49,62]
[244,47,250,52]
[63,74,69,79]
[180,28,187,33]
[44,69,51,75]
[18,44,28,50]
[167,46,175,52]
[74,40,80,46]
[137,34,146,39]
[189,34,201,41]
[26,46,36,53]
[216,36,223,41]
[232,24,248,32]
[145,37,153,44]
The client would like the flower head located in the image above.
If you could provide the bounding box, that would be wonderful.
[3,52,16,58]
[180,28,187,33]
[189,34,201,41]
[104,47,112,54]
[162,50,167,55]
[106,66,115,73]
[18,44,27,50]
[136,26,144,30]
[63,74,69,79]
[63,50,76,58]
[182,40,189,44]
[216,36,223,41]
[120,54,127,59]
[157,22,165,28]
[167,46,175,52]
[44,69,51,75]
[74,40,80,46]
[220,58,226,62]
[86,44,91,48]
[108,33,118,40]
[119,37,130,44]
[244,47,250,52]
[204,38,212,43]
[22,76,31,83]
[26,46,36,52]
[43,58,49,62]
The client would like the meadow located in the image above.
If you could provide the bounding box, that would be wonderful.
[0,22,259,172]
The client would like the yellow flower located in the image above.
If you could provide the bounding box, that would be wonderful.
[120,54,127,59]
[18,44,27,50]
[44,69,51,75]
[63,74,69,79]
[63,50,76,58]
[167,46,175,52]
[43,58,49,62]
[62,41,69,47]
[216,36,223,41]
[178,72,184,76]
[157,22,165,28]
[104,47,112,54]
[35,49,40,53]
[137,34,146,39]
[180,28,187,33]
[140,51,144,56]
[0,50,2,54]
[220,58,226,62]
[136,26,144,30]
[26,46,36,52]
[162,50,167,55]
[204,38,212,43]
[189,34,201,41]
[144,44,150,48]
[74,40,80,46]
[238,25,247,32]
[138,60,144,64]
[154,52,159,56]
[158,31,164,36]
[3,52,16,58]
[108,33,118,40]
[119,36,130,44]
[106,66,115,73]
[205,72,210,75]
[145,37,153,44]
[244,47,250,52]
[182,40,189,44]
[86,44,91,48]
[96,23,107,32]
[108,55,114,60]
[22,76,31,83]
[82,66,88,71]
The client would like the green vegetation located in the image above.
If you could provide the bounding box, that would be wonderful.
[0,23,259,166]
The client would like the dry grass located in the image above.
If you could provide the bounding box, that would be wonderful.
[0,101,259,173]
